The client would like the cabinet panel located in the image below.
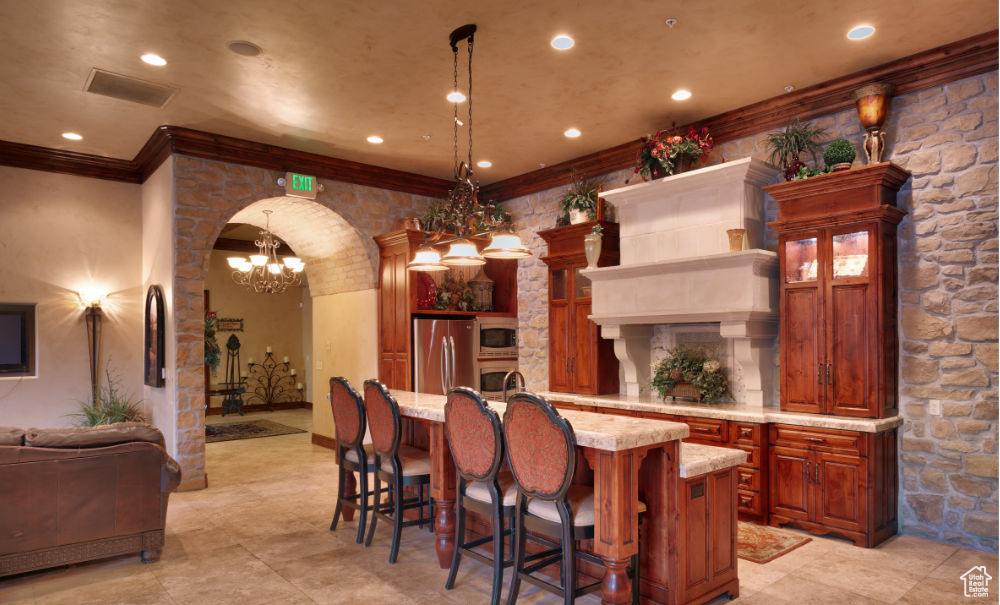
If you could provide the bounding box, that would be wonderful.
[783,287,823,412]
[392,252,409,353]
[769,446,811,521]
[736,468,760,492]
[549,301,571,391]
[828,283,875,416]
[685,417,729,443]
[815,453,866,532]
[571,301,597,392]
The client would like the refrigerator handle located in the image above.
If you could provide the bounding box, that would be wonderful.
[440,336,448,394]
[448,335,457,389]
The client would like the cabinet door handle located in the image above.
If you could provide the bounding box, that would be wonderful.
[805,462,810,484]
[739,496,752,507]
[691,426,713,433]
[739,474,751,485]
[818,364,824,385]
[815,463,822,485]
[740,427,752,438]
[804,436,826,443]
[826,363,832,385]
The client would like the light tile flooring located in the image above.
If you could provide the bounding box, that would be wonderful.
[1,409,996,604]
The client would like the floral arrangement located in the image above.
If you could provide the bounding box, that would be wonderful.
[634,126,714,180]
[205,311,221,375]
[434,273,475,311]
[651,346,730,403]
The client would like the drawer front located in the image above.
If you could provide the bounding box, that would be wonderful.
[683,417,729,443]
[737,489,761,516]
[734,444,759,469]
[731,422,762,446]
[736,467,760,492]
[771,424,865,456]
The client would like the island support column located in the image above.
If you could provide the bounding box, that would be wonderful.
[428,422,457,568]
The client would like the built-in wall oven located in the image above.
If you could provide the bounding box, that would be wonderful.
[477,358,519,401]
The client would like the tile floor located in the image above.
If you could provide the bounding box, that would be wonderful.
[1,409,996,604]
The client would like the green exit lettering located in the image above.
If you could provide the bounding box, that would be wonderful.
[291,174,314,191]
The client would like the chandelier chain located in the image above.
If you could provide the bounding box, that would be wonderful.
[466,35,473,168]
[452,45,459,177]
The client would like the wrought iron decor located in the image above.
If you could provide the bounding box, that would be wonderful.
[217,317,244,332]
[245,351,299,410]
[144,285,164,387]
[221,334,245,416]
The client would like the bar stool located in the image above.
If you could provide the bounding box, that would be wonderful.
[443,387,517,605]
[502,391,641,605]
[328,376,375,544]
[363,379,433,563]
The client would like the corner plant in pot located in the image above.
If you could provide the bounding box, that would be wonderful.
[560,173,601,224]
[633,126,714,181]
[823,138,857,171]
[765,119,827,181]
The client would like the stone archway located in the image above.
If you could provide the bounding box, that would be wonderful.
[171,155,431,489]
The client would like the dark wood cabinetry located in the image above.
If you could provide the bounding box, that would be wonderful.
[766,163,910,418]
[539,221,619,395]
[768,424,897,547]
[375,229,520,390]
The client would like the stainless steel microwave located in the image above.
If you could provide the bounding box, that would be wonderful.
[475,317,518,358]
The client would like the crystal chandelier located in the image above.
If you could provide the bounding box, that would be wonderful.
[407,24,530,272]
[227,210,305,294]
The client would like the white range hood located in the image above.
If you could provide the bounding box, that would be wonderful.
[585,157,781,406]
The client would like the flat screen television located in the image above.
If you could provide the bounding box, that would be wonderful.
[0,304,35,375]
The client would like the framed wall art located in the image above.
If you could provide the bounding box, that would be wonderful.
[144,285,165,387]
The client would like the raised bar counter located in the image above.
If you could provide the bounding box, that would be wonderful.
[540,391,902,433]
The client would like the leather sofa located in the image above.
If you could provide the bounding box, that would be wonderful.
[0,422,181,577]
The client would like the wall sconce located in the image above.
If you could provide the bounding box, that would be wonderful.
[82,299,104,402]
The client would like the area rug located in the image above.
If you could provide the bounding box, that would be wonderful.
[205,419,306,443]
[737,522,811,564]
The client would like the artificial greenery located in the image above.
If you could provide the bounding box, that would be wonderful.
[205,311,221,375]
[765,119,828,181]
[474,199,513,233]
[651,346,731,403]
[634,127,714,181]
[792,164,833,180]
[68,369,146,426]
[434,273,475,311]
[559,173,602,219]
[590,223,603,236]
[420,200,452,233]
[823,138,857,167]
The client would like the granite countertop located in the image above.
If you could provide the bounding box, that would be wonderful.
[538,391,903,433]
[390,390,690,451]
[680,443,747,478]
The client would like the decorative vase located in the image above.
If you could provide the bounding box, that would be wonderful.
[852,81,894,164]
[647,162,670,180]
[584,233,602,269]
[468,267,494,312]
[569,209,589,224]
[726,228,746,252]
[831,162,853,172]
[672,154,692,175]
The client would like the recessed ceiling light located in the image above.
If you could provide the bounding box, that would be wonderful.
[366,135,383,144]
[784,85,795,93]
[564,128,581,138]
[847,25,875,40]
[61,132,83,141]
[671,89,692,101]
[477,160,492,168]
[551,35,574,50]
[141,53,167,66]
[227,40,263,57]
[422,134,431,141]
[665,18,678,28]
[447,91,466,103]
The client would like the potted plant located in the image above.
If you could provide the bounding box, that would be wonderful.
[585,223,603,269]
[765,119,827,181]
[651,346,730,403]
[68,369,145,426]
[823,138,857,171]
[560,173,601,224]
[633,126,714,181]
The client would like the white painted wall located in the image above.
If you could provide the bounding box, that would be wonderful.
[0,166,142,428]
[141,159,178,455]
[310,288,378,438]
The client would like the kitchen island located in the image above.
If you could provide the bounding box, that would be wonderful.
[376,390,745,604]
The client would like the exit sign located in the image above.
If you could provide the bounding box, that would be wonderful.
[284,172,318,199]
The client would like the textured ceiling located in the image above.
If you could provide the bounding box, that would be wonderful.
[0,0,995,184]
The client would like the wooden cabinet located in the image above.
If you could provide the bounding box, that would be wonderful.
[375,229,520,390]
[679,467,740,604]
[766,162,910,418]
[539,221,619,395]
[768,424,897,547]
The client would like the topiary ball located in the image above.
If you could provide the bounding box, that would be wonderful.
[823,138,857,167]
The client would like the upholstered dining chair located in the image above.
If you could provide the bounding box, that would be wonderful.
[502,391,641,605]
[329,376,375,544]
[443,387,516,605]
[362,379,433,563]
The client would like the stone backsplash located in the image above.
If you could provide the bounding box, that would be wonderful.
[505,72,998,552]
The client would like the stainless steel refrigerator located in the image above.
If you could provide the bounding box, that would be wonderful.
[412,317,477,395]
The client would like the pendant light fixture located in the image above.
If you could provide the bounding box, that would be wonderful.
[407,24,530,271]
[227,210,305,293]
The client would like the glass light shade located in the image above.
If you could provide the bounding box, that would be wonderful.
[852,82,894,131]
[228,256,247,269]
[482,231,531,259]
[407,244,448,271]
[236,259,253,272]
[250,254,268,266]
[283,257,301,268]
[441,238,486,266]
[290,262,305,273]
[268,263,281,274]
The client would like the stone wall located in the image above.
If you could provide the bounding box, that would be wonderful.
[505,72,998,552]
[169,155,435,488]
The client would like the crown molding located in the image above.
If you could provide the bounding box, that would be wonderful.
[481,30,998,202]
[0,139,140,183]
